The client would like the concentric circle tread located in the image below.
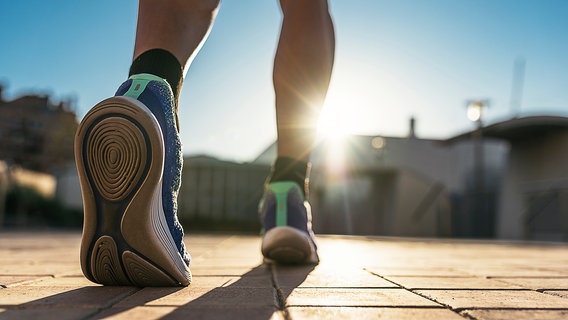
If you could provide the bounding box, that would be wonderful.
[85,116,147,201]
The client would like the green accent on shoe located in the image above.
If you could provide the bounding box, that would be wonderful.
[123,73,166,100]
[269,182,304,227]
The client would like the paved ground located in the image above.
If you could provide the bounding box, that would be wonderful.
[1,232,568,319]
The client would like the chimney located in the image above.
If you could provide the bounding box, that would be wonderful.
[409,116,416,138]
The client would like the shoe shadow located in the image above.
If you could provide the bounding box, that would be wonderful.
[0,285,149,320]
[161,263,315,320]
[0,264,314,320]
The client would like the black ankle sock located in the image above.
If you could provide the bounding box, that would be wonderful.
[269,157,310,196]
[129,48,183,105]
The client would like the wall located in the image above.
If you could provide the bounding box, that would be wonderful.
[497,131,568,241]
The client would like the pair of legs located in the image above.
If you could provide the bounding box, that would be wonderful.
[75,0,335,287]
[135,0,335,162]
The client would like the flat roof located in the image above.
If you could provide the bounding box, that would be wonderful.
[447,116,568,143]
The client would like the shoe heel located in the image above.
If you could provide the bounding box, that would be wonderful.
[76,97,153,285]
[76,96,191,287]
[89,235,180,286]
[261,226,318,264]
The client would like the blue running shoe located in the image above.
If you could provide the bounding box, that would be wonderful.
[259,181,319,264]
[75,73,191,286]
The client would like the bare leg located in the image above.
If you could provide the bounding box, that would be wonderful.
[134,0,220,74]
[77,1,222,287]
[274,0,335,162]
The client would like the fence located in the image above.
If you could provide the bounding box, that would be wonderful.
[177,158,270,230]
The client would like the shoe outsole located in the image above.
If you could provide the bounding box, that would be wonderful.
[261,226,319,264]
[75,96,191,287]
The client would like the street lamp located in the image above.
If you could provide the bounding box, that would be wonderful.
[466,99,489,125]
[466,98,490,237]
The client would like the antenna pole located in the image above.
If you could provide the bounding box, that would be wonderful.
[510,56,526,117]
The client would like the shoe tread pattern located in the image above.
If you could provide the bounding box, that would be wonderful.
[77,97,189,287]
[122,251,177,287]
[90,236,130,285]
[85,117,147,202]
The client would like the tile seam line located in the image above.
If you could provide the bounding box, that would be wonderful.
[457,307,568,312]
[364,268,470,319]
[81,287,143,320]
[283,286,400,289]
[537,289,568,292]
[413,288,541,291]
[1,275,56,288]
[487,276,568,279]
[285,305,452,309]
[269,264,292,320]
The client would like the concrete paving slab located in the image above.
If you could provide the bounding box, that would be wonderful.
[284,288,441,307]
[0,307,99,320]
[462,309,568,320]
[386,276,524,289]
[544,290,568,299]
[93,306,179,320]
[274,265,398,288]
[539,267,568,275]
[0,275,51,287]
[187,276,235,288]
[456,266,568,277]
[0,262,81,276]
[94,306,283,320]
[24,276,97,287]
[288,307,466,320]
[223,275,273,288]
[114,287,276,308]
[365,266,472,276]
[190,265,270,276]
[0,285,137,307]
[493,277,568,290]
[416,289,568,309]
[2,232,568,319]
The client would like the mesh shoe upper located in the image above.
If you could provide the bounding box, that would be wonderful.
[115,74,190,266]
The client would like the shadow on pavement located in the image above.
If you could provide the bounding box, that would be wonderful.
[162,263,315,320]
[0,263,314,320]
[0,285,145,320]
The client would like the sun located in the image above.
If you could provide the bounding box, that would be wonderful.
[316,92,356,174]
[317,107,346,141]
[317,92,354,141]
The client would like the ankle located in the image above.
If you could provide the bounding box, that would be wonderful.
[269,157,311,196]
[129,48,183,107]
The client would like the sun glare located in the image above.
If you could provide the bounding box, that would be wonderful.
[318,94,353,175]
[317,91,355,141]
[317,109,347,141]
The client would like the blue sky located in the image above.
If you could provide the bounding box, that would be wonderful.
[1,1,567,162]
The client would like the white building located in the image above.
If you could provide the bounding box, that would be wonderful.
[254,122,508,238]
[479,116,568,241]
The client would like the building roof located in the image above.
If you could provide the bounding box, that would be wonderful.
[446,116,568,143]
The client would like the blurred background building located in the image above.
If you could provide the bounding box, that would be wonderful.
[0,85,80,228]
[1,85,568,242]
[0,85,77,173]
[469,116,568,241]
[254,119,507,239]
